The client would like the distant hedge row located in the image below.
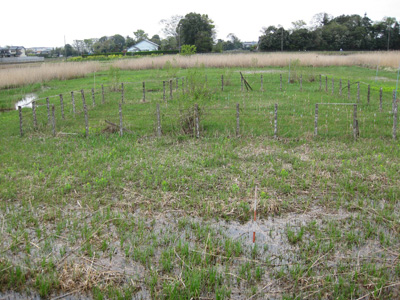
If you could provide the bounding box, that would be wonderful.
[82,50,179,58]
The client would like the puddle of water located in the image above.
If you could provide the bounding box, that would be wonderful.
[15,94,37,110]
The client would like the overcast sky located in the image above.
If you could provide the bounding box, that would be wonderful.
[2,0,399,48]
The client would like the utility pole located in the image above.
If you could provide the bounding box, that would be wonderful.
[281,27,284,52]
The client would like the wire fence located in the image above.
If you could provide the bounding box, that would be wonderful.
[14,73,399,140]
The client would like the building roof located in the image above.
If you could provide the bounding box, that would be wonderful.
[127,39,159,51]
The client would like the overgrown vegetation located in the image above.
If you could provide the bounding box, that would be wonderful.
[0,62,399,299]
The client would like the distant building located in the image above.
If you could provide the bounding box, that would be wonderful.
[242,42,258,49]
[0,46,26,57]
[127,39,159,53]
[27,47,53,55]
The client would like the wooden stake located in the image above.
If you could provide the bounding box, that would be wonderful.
[280,74,283,91]
[71,91,76,116]
[156,103,162,137]
[163,81,166,101]
[325,76,328,92]
[32,101,37,130]
[101,84,105,104]
[46,97,50,123]
[314,103,319,136]
[319,74,322,91]
[260,74,264,91]
[18,106,23,137]
[339,79,342,96]
[379,87,383,112]
[194,103,200,138]
[169,80,173,100]
[236,103,240,137]
[274,103,278,139]
[367,85,371,104]
[348,80,351,100]
[221,75,224,92]
[331,77,334,95]
[51,104,56,137]
[121,83,124,104]
[119,103,123,137]
[353,104,358,140]
[81,90,89,138]
[91,88,95,107]
[60,94,65,119]
[142,82,146,102]
[393,96,398,140]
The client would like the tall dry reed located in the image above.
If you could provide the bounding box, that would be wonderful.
[0,62,102,89]
[113,51,400,70]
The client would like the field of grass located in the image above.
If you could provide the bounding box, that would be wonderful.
[0,57,400,299]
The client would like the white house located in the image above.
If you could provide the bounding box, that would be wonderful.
[127,39,159,53]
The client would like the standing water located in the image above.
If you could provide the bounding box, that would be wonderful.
[15,94,37,110]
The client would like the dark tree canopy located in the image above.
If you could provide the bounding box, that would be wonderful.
[178,13,215,52]
[258,13,400,52]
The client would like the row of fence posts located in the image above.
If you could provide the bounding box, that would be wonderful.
[17,75,399,139]
[115,102,279,139]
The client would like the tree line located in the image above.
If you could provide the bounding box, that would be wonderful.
[50,12,399,57]
[259,13,400,51]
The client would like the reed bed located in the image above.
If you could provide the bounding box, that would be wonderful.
[0,62,101,89]
[113,51,400,70]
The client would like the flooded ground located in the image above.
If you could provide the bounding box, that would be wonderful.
[14,94,36,110]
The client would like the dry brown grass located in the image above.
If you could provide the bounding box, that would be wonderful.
[113,51,400,70]
[0,62,101,89]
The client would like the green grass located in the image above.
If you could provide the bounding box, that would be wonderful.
[0,64,399,299]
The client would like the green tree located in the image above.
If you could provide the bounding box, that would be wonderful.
[111,34,125,52]
[134,29,149,42]
[258,26,288,51]
[150,34,161,45]
[178,12,215,52]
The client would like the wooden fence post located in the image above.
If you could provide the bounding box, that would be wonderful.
[236,103,240,137]
[119,103,123,137]
[156,103,162,137]
[319,75,322,91]
[314,104,319,136]
[367,85,370,104]
[32,101,37,130]
[46,97,50,124]
[260,74,264,91]
[60,94,65,119]
[280,74,283,91]
[393,90,396,112]
[81,90,89,138]
[18,106,23,137]
[331,77,334,95]
[357,82,360,102]
[91,88,95,107]
[121,83,124,104]
[393,96,398,140]
[339,79,342,96]
[142,82,146,102]
[101,85,105,104]
[51,105,56,137]
[71,91,76,116]
[169,80,173,100]
[163,81,166,101]
[379,87,383,112]
[347,80,350,100]
[221,75,224,91]
[274,103,278,139]
[353,104,358,140]
[194,103,200,138]
[325,76,328,92]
